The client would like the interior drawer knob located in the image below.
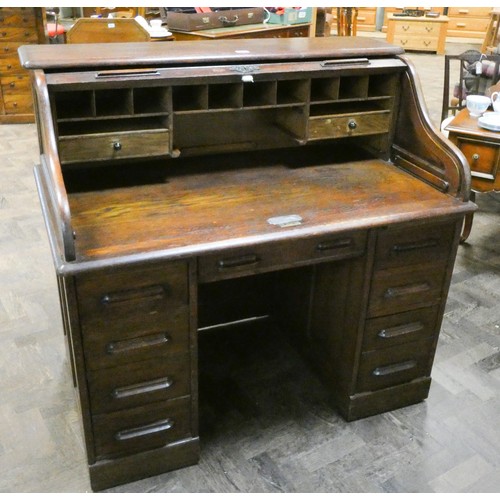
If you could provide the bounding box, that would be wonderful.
[113,141,122,151]
[472,153,480,161]
[348,119,357,130]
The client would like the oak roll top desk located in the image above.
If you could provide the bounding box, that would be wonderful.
[19,38,474,491]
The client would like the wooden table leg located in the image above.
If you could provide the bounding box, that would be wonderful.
[460,191,476,243]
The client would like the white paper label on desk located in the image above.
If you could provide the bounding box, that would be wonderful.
[267,214,303,227]
[107,23,116,29]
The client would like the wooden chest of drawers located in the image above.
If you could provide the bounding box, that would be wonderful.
[386,14,449,55]
[446,7,492,39]
[0,7,46,123]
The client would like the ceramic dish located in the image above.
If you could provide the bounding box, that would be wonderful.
[150,28,172,37]
[478,112,500,132]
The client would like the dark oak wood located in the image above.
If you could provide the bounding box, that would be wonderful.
[24,38,474,491]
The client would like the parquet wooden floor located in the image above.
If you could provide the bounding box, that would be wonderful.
[0,46,499,493]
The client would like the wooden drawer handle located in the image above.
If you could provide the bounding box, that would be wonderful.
[377,321,424,339]
[372,360,417,377]
[217,254,260,269]
[115,418,173,441]
[456,23,466,28]
[101,284,166,305]
[317,238,353,251]
[425,26,434,32]
[111,376,173,399]
[106,332,170,355]
[391,239,438,253]
[402,25,410,31]
[384,282,430,299]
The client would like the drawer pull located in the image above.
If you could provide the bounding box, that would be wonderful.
[456,23,466,28]
[402,25,410,31]
[317,238,353,251]
[348,119,357,130]
[391,239,438,253]
[9,82,15,88]
[101,284,166,305]
[111,376,173,399]
[115,418,173,441]
[106,332,170,355]
[372,360,417,377]
[377,321,424,339]
[425,26,433,32]
[384,282,430,299]
[472,153,480,161]
[113,141,122,151]
[217,254,260,269]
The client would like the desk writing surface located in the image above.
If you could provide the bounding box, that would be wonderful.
[65,150,470,262]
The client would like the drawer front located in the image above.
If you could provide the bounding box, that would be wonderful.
[87,355,191,414]
[0,27,38,43]
[357,337,435,392]
[308,111,391,140]
[0,45,24,75]
[58,129,170,163]
[368,262,447,317]
[1,74,31,94]
[393,22,440,37]
[93,398,191,459]
[448,18,490,34]
[394,36,438,51]
[456,138,499,182]
[0,8,36,26]
[77,261,190,369]
[375,222,455,270]
[363,305,440,352]
[447,7,492,18]
[198,230,367,283]
[356,10,377,26]
[3,92,32,114]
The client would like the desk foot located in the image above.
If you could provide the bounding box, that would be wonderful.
[89,437,200,491]
[339,377,432,421]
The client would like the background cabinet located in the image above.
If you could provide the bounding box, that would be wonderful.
[446,7,492,39]
[0,7,46,123]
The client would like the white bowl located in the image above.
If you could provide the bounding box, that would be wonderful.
[466,95,491,117]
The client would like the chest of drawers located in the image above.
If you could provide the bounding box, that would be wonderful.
[446,6,492,39]
[0,7,45,123]
[386,14,449,54]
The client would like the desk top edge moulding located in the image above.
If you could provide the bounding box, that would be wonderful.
[20,38,475,491]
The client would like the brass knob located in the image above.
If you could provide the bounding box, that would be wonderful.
[113,142,122,151]
[472,153,480,161]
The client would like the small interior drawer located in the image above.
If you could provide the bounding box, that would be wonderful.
[87,354,191,414]
[368,262,446,317]
[92,397,192,460]
[363,305,440,352]
[308,111,391,140]
[356,337,435,392]
[198,230,367,283]
[58,129,170,163]
[374,222,455,270]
